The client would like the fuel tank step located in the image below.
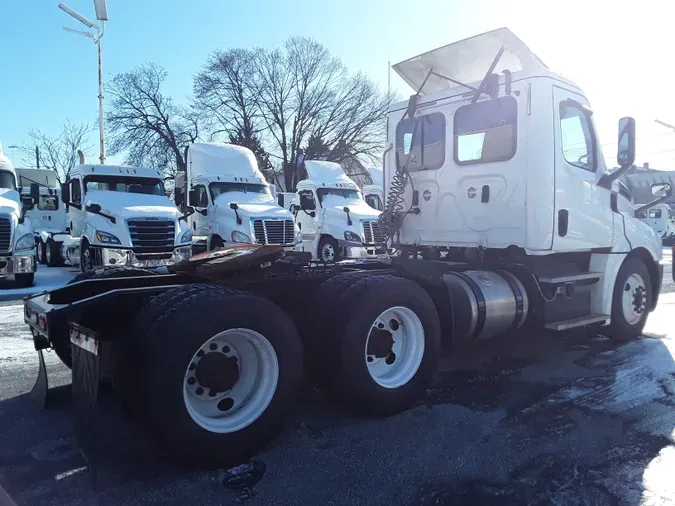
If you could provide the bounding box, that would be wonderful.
[537,272,602,284]
[544,313,610,331]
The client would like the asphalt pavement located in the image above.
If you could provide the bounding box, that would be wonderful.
[0,250,672,505]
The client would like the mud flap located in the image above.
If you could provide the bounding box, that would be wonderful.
[29,350,50,408]
[70,323,101,488]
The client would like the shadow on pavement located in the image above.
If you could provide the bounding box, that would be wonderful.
[0,330,674,505]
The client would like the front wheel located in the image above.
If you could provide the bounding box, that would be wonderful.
[607,257,652,342]
[36,240,46,265]
[80,240,94,273]
[318,236,339,263]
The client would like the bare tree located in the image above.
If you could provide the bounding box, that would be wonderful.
[106,63,200,179]
[194,37,393,191]
[17,121,94,183]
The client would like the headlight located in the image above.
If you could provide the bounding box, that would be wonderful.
[15,233,35,251]
[180,230,193,244]
[95,230,121,245]
[344,231,361,242]
[231,231,252,243]
[294,230,303,245]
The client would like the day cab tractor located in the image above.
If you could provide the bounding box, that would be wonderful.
[23,28,671,470]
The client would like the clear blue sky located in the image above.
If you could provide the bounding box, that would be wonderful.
[2,0,674,169]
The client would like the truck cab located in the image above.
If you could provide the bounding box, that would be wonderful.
[362,166,384,211]
[58,164,192,272]
[16,168,68,264]
[382,27,667,335]
[294,160,384,262]
[0,146,39,287]
[177,143,300,251]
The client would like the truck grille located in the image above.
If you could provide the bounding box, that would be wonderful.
[363,220,382,244]
[252,219,295,245]
[0,215,11,253]
[127,219,175,253]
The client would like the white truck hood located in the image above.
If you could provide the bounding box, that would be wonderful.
[324,201,381,221]
[214,194,293,220]
[86,190,181,219]
[0,189,21,216]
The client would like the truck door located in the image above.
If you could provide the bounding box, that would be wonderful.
[552,87,614,251]
[295,190,319,249]
[69,178,85,235]
[188,184,211,238]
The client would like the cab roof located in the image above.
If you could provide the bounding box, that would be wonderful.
[187,142,265,184]
[71,164,162,179]
[298,160,359,190]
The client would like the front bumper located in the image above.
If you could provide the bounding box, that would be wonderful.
[0,255,37,276]
[341,242,388,259]
[99,246,192,269]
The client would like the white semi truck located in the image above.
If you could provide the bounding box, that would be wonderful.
[16,168,68,265]
[362,166,384,211]
[23,28,671,471]
[636,203,675,242]
[45,163,192,271]
[175,142,301,251]
[293,160,385,262]
[0,146,39,287]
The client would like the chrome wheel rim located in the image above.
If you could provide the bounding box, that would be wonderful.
[621,273,647,325]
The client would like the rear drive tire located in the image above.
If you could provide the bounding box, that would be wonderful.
[135,285,303,469]
[318,236,340,263]
[46,239,64,267]
[210,235,224,250]
[607,256,652,342]
[36,239,46,265]
[319,274,441,416]
[50,267,157,369]
[14,273,35,288]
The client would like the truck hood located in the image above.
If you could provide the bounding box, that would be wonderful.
[86,190,181,220]
[0,188,21,216]
[324,201,381,221]
[214,194,293,220]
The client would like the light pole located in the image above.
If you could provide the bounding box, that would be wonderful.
[59,0,108,165]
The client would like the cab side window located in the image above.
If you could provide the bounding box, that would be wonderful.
[71,179,82,205]
[298,190,316,210]
[193,185,209,207]
[560,101,597,172]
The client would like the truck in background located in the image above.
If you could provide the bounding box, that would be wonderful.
[362,166,384,211]
[44,163,192,272]
[0,144,39,287]
[276,191,297,211]
[636,203,675,243]
[15,168,68,265]
[293,160,384,262]
[175,143,301,252]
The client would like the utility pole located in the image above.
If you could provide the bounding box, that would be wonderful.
[59,1,109,165]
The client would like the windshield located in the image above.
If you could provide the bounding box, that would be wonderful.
[84,175,164,195]
[209,182,271,201]
[317,188,362,205]
[0,171,17,190]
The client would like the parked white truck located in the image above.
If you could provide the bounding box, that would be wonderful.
[46,163,192,271]
[16,168,68,265]
[175,142,301,251]
[636,203,675,242]
[23,28,672,471]
[293,160,385,262]
[0,146,39,287]
[362,166,384,211]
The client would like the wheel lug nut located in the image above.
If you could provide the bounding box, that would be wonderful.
[196,387,204,395]
[187,377,196,385]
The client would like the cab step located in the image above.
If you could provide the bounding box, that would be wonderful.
[544,313,610,331]
[538,272,602,284]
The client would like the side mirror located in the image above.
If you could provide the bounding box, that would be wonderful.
[86,203,102,214]
[60,183,70,204]
[617,117,636,168]
[652,183,672,198]
[230,202,239,210]
[309,211,316,218]
[30,183,40,204]
[300,194,315,211]
[188,189,199,207]
[343,206,350,213]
